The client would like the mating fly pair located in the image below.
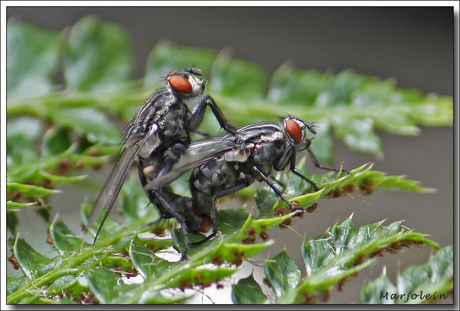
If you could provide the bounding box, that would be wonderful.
[87,67,347,260]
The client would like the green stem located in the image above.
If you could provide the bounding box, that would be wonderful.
[7,232,124,304]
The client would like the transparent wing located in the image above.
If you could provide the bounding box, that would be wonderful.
[186,135,230,155]
[165,136,237,174]
[144,141,238,191]
[86,144,137,229]
[86,127,159,241]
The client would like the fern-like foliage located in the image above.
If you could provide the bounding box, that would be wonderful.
[6,16,452,304]
[231,220,451,304]
[361,246,453,304]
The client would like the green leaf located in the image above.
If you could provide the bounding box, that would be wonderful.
[119,176,151,221]
[124,289,189,304]
[355,170,435,192]
[233,212,303,244]
[255,188,279,217]
[82,178,158,243]
[7,276,25,295]
[86,266,136,304]
[269,162,434,215]
[13,238,60,280]
[302,231,333,276]
[7,19,61,101]
[64,278,91,301]
[308,119,334,164]
[172,211,285,259]
[209,50,267,99]
[7,211,19,234]
[129,241,174,281]
[7,117,43,167]
[63,16,132,92]
[216,208,250,234]
[215,242,274,264]
[7,182,60,201]
[88,261,188,304]
[265,250,301,298]
[36,170,87,183]
[361,268,397,304]
[7,116,43,140]
[232,272,268,304]
[46,275,77,296]
[131,235,173,253]
[7,201,37,210]
[334,117,383,158]
[18,295,56,304]
[49,216,90,257]
[273,215,439,303]
[7,226,127,304]
[50,107,119,144]
[409,96,453,126]
[41,126,73,157]
[81,201,119,240]
[361,246,453,304]
[267,63,328,106]
[331,216,358,255]
[7,136,39,168]
[395,246,453,304]
[303,216,435,277]
[166,267,236,289]
[319,70,372,107]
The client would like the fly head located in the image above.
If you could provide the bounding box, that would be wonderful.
[167,67,205,98]
[283,116,314,151]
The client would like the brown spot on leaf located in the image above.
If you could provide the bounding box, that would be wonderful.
[58,158,72,174]
[8,254,19,270]
[307,203,318,213]
[279,217,292,229]
[46,235,53,245]
[212,255,223,266]
[9,190,23,202]
[76,161,85,170]
[359,178,375,195]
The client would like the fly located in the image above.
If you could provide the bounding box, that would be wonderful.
[145,116,349,257]
[86,67,236,244]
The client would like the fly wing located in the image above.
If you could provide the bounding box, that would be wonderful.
[181,138,236,162]
[86,143,138,233]
[144,141,238,191]
[86,126,159,241]
[186,135,229,154]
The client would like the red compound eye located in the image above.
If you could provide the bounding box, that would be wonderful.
[169,75,193,94]
[286,119,302,143]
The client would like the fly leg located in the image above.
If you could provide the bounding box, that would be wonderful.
[252,166,303,213]
[276,144,319,191]
[189,94,238,135]
[308,148,350,174]
[151,190,191,261]
[194,129,213,137]
[191,182,250,246]
[155,143,188,179]
[287,150,319,192]
[291,169,319,192]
